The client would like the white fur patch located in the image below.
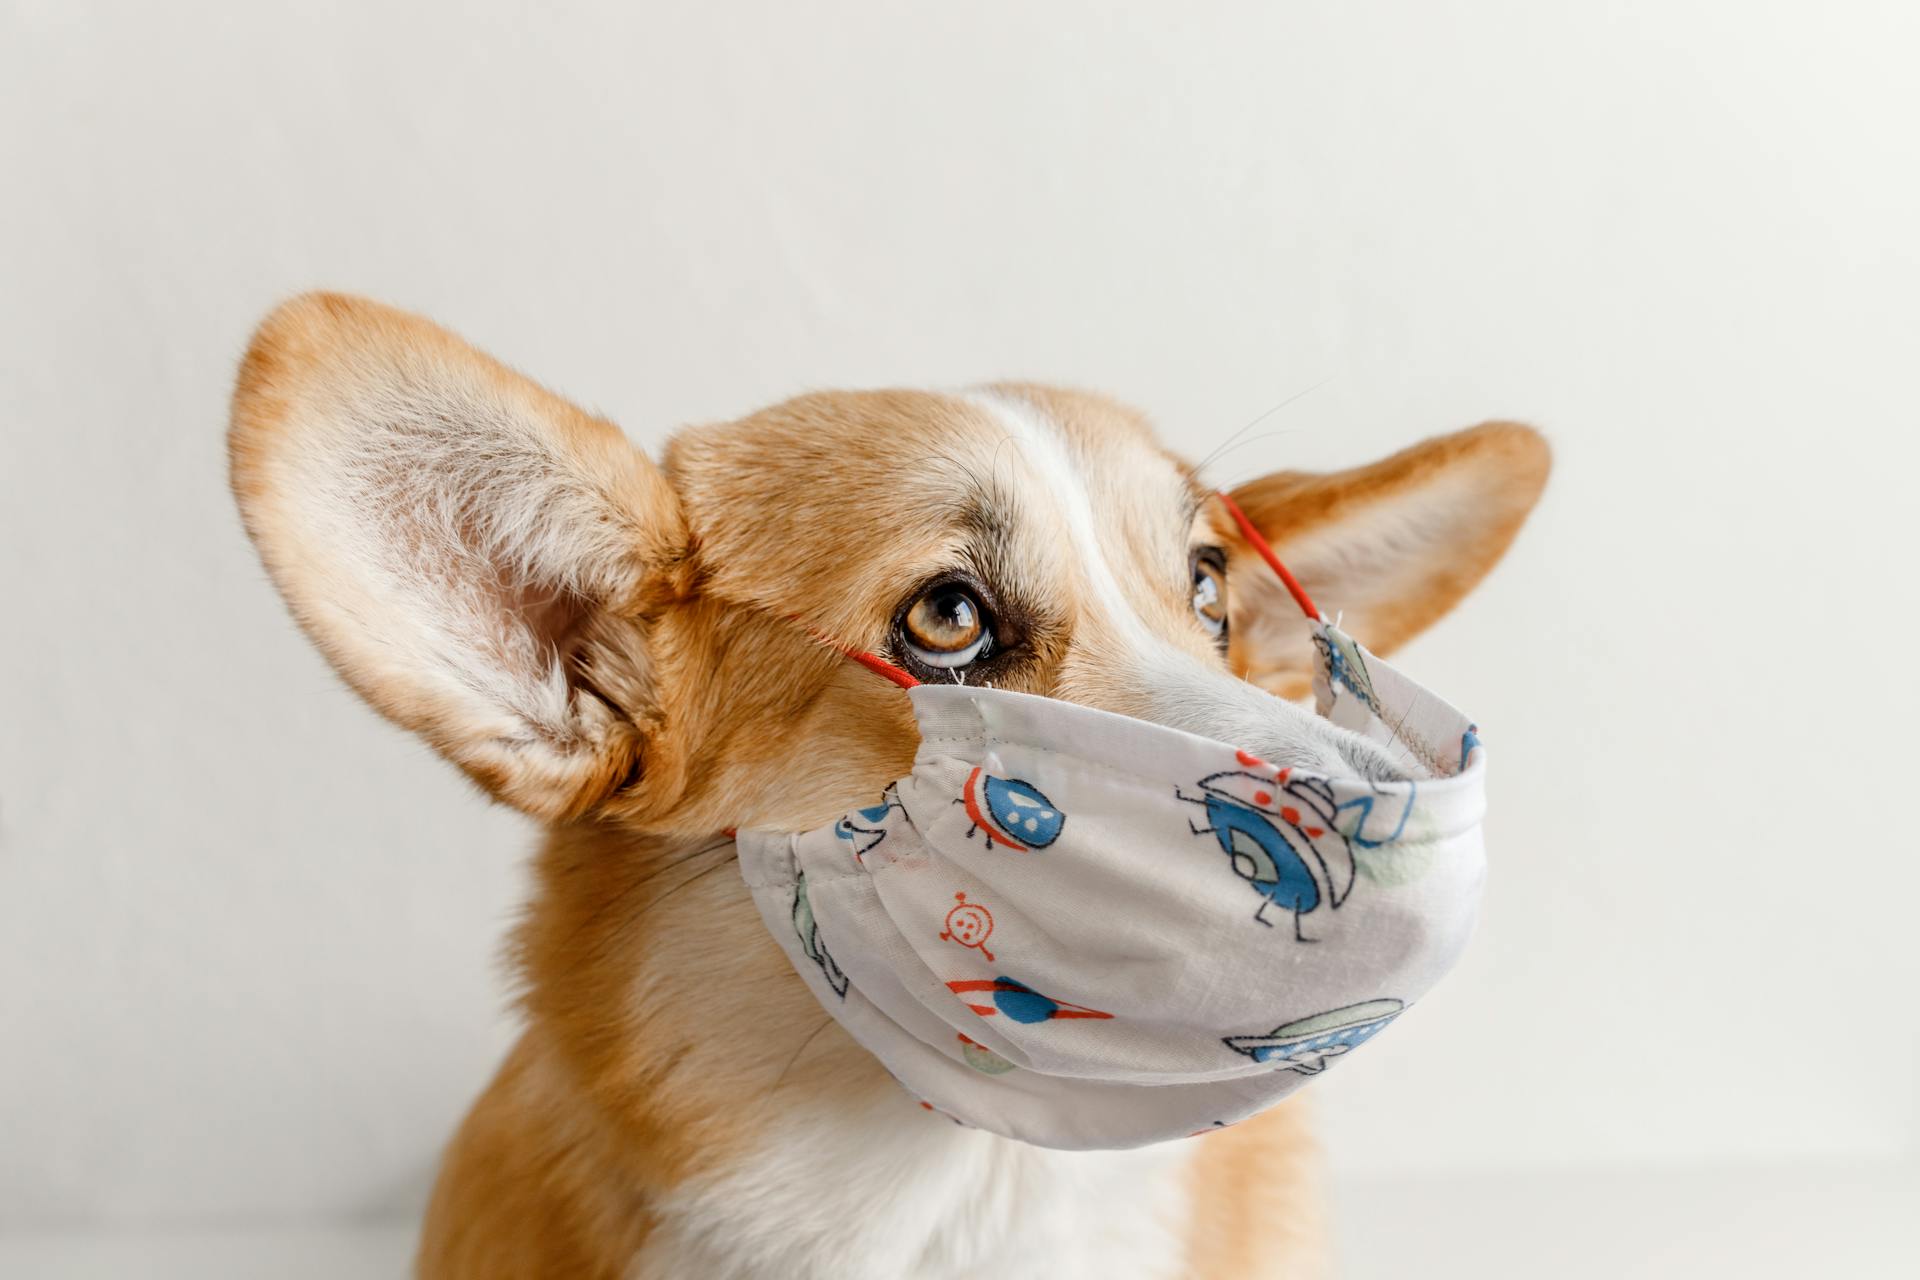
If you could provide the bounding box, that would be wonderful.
[636,1091,1191,1280]
[961,390,1401,779]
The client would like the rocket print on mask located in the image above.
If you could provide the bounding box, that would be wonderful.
[791,872,850,998]
[1223,999,1405,1074]
[955,768,1064,851]
[947,977,1111,1023]
[1177,751,1414,940]
[833,788,901,859]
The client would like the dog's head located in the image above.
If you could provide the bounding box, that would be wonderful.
[230,294,1547,838]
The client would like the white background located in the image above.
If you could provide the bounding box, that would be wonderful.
[3,0,1916,1271]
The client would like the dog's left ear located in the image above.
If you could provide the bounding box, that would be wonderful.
[1220,422,1551,697]
[229,293,689,821]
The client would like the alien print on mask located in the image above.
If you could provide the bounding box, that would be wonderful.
[1176,763,1417,939]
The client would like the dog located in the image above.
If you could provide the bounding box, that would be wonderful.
[228,293,1548,1278]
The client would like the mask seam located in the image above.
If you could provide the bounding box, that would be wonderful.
[915,723,1479,796]
[905,735,1482,842]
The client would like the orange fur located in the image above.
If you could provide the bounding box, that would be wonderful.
[227,294,1548,1278]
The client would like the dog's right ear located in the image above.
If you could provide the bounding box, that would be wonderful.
[229,293,687,820]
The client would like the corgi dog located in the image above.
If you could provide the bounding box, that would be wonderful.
[228,294,1548,1278]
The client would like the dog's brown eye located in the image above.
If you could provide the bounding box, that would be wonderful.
[902,585,991,669]
[1193,553,1228,642]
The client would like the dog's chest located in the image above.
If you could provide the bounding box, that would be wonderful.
[634,1095,1193,1280]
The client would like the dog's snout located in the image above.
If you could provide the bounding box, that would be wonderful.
[1131,658,1413,783]
[1326,731,1413,784]
[1238,709,1411,784]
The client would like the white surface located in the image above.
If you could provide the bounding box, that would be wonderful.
[1334,1163,1919,1278]
[2,1164,1912,1278]
[0,1224,418,1280]
[2,0,1917,1239]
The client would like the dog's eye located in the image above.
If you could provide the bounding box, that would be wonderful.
[1192,551,1229,643]
[902,584,991,669]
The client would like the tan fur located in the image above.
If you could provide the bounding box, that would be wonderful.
[229,294,687,821]
[1220,424,1551,700]
[418,1033,657,1279]
[1182,1101,1332,1279]
[227,294,1549,1278]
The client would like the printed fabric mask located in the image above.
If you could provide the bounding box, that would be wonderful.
[737,494,1489,1150]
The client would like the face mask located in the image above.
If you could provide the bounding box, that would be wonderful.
[736,494,1488,1150]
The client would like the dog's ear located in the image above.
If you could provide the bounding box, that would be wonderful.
[1221,422,1550,697]
[229,293,687,820]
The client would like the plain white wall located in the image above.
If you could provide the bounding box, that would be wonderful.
[3,0,1916,1230]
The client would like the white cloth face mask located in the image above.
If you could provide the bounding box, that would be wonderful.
[738,501,1489,1150]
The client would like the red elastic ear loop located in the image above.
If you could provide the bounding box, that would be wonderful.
[1214,490,1321,622]
[793,619,921,690]
[837,644,921,690]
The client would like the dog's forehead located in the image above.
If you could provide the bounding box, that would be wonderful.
[971,384,1199,517]
[956,386,1207,619]
[665,386,1203,633]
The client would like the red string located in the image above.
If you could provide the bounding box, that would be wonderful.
[838,645,922,690]
[787,617,921,689]
[1214,490,1321,622]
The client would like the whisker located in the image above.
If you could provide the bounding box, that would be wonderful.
[544,839,735,956]
[634,840,736,893]
[635,853,736,919]
[557,843,737,959]
[1188,429,1313,489]
[1183,374,1337,485]
[765,1014,837,1100]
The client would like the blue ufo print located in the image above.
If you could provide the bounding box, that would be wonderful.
[1223,999,1405,1074]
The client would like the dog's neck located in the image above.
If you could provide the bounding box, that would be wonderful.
[637,1065,1196,1279]
[496,822,1199,1279]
